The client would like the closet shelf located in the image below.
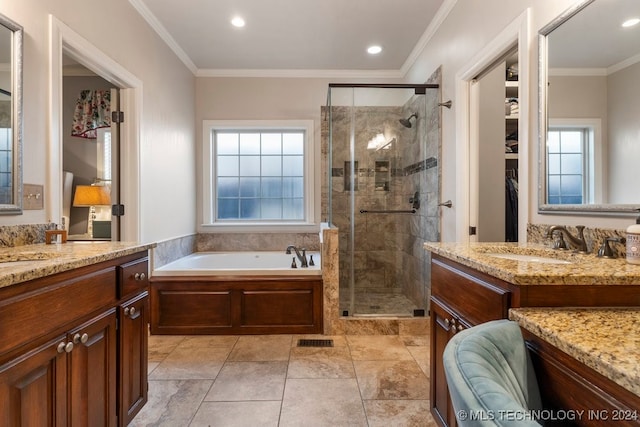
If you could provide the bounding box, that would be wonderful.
[505,153,518,160]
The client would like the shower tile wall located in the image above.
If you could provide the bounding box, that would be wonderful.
[321,71,441,314]
[397,93,439,309]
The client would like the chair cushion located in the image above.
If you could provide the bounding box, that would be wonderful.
[443,319,542,427]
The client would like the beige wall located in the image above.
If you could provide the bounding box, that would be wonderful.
[607,62,640,204]
[0,0,195,243]
[3,0,632,245]
[406,0,634,235]
[196,0,633,243]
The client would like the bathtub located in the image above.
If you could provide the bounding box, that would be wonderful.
[150,251,324,335]
[153,251,322,276]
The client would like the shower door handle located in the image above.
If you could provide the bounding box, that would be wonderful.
[359,209,416,214]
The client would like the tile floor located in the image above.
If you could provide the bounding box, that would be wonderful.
[130,333,438,426]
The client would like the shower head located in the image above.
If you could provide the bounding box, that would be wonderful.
[399,113,418,128]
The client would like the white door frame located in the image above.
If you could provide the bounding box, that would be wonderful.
[454,9,531,242]
[48,15,142,241]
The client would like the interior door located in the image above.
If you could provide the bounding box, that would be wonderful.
[477,63,506,242]
[470,62,507,243]
[110,88,121,241]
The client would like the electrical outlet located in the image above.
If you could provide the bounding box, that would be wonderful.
[23,184,44,210]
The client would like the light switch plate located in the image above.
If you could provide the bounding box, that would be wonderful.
[23,184,44,210]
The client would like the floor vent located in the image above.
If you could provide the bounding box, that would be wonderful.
[297,339,334,348]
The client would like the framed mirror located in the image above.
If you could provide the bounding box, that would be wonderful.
[0,13,22,214]
[539,0,640,215]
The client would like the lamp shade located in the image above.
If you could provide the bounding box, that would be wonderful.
[73,185,111,207]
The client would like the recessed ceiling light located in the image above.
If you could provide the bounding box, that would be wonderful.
[622,18,640,28]
[231,16,245,28]
[367,45,382,55]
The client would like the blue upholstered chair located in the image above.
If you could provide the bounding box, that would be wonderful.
[443,319,543,427]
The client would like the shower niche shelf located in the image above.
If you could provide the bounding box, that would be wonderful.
[374,160,390,191]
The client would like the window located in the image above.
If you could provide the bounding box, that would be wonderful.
[202,120,316,231]
[547,124,595,205]
[0,128,11,204]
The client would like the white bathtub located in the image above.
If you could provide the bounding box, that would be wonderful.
[153,251,322,276]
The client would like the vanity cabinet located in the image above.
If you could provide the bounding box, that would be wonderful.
[68,309,118,426]
[119,291,149,426]
[0,251,149,427]
[523,330,640,427]
[430,255,511,427]
[430,253,640,427]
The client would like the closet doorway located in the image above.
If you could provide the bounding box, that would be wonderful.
[455,9,529,244]
[62,55,120,241]
[470,49,519,242]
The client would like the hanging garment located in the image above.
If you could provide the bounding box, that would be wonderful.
[505,177,518,242]
[71,90,111,139]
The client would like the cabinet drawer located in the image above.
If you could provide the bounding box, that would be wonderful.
[432,256,510,326]
[0,267,117,357]
[118,258,149,298]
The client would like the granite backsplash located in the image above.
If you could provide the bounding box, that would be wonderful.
[528,223,627,258]
[0,224,58,247]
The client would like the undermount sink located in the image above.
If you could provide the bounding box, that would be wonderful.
[486,253,573,264]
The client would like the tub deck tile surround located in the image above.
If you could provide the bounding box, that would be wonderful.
[423,241,640,285]
[510,307,640,399]
[151,227,430,337]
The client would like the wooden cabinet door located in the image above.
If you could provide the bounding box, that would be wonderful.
[68,309,117,427]
[0,334,69,426]
[119,291,148,426]
[430,298,457,427]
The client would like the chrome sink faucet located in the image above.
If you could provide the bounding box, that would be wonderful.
[546,225,589,253]
[286,245,308,268]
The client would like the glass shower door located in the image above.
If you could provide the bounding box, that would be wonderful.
[328,84,440,317]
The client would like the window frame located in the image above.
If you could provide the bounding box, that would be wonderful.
[547,118,602,205]
[201,120,317,232]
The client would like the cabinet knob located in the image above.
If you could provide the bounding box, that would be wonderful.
[134,272,146,281]
[457,324,464,332]
[73,333,89,344]
[57,341,74,353]
[124,306,136,317]
[444,318,450,327]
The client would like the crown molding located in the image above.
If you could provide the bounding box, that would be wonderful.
[128,0,197,75]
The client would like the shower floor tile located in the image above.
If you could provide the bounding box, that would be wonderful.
[339,290,421,316]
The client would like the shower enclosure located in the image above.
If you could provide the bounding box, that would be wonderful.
[323,82,442,317]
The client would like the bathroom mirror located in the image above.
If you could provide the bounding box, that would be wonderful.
[0,13,22,214]
[539,0,640,215]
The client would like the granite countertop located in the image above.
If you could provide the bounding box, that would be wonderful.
[510,307,640,399]
[423,241,640,285]
[0,241,155,289]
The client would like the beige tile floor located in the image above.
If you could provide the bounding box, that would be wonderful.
[130,334,438,426]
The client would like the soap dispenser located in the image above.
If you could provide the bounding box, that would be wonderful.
[626,209,640,264]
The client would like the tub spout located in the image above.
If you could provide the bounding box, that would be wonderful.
[285,245,308,267]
